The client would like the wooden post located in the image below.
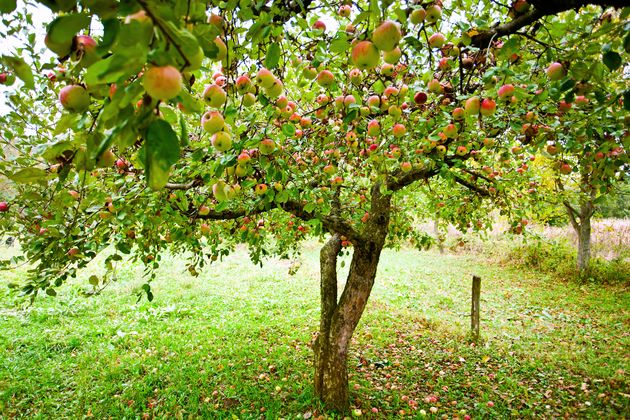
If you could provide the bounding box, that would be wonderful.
[471,275,481,341]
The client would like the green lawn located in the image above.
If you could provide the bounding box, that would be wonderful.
[0,242,628,418]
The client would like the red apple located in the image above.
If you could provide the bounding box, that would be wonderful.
[59,85,90,113]
[372,21,402,52]
[480,98,496,116]
[143,65,183,101]
[546,62,564,81]
[414,91,428,104]
[316,70,335,87]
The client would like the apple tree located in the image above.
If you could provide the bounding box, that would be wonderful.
[0,0,628,411]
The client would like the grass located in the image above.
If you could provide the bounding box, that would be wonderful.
[0,241,628,418]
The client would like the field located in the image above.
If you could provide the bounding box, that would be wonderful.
[0,240,629,418]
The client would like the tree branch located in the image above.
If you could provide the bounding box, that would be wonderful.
[563,201,581,232]
[387,167,439,191]
[471,0,627,48]
[453,174,490,197]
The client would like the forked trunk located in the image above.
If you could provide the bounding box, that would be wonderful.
[564,198,595,272]
[314,240,384,411]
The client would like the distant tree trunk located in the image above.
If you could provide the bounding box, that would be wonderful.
[564,198,595,272]
[313,183,390,412]
[433,219,444,254]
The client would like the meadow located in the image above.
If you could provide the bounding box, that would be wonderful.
[0,232,628,418]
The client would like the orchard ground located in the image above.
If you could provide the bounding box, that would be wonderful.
[0,231,628,418]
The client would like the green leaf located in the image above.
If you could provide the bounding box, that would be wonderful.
[624,90,630,112]
[624,30,630,54]
[265,43,281,69]
[2,56,34,89]
[0,0,17,13]
[89,275,99,286]
[281,123,296,136]
[45,288,57,297]
[602,51,622,71]
[47,13,91,48]
[144,120,181,190]
[9,168,48,183]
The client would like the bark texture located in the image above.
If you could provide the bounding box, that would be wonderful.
[313,183,391,411]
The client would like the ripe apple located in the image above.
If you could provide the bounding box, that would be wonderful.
[497,84,515,100]
[143,65,183,101]
[559,163,572,174]
[213,181,229,201]
[67,247,80,257]
[427,79,442,93]
[546,144,558,155]
[380,63,395,76]
[255,183,268,195]
[372,21,402,52]
[414,91,428,105]
[438,57,451,70]
[312,20,326,31]
[265,79,283,98]
[316,70,335,87]
[259,138,276,155]
[343,95,356,107]
[208,13,223,31]
[97,149,116,168]
[367,119,380,136]
[59,85,90,113]
[0,73,8,84]
[558,100,572,113]
[452,107,465,121]
[383,47,402,64]
[242,93,256,107]
[425,5,442,23]
[392,123,406,137]
[456,145,468,156]
[465,96,480,115]
[201,110,224,133]
[213,37,227,61]
[255,68,276,88]
[203,84,227,108]
[235,75,252,94]
[199,205,210,216]
[349,68,362,85]
[73,35,98,67]
[575,95,589,107]
[410,8,426,25]
[302,66,317,80]
[480,98,496,116]
[367,95,381,108]
[443,123,458,138]
[211,131,233,152]
[428,33,445,48]
[546,62,564,81]
[115,159,127,170]
[338,5,351,17]
[401,161,412,172]
[0,201,8,212]
[383,86,399,98]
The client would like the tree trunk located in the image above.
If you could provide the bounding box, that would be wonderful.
[313,240,384,411]
[577,202,593,271]
[564,198,594,272]
[313,182,391,411]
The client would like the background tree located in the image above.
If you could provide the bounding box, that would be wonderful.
[0,0,628,411]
